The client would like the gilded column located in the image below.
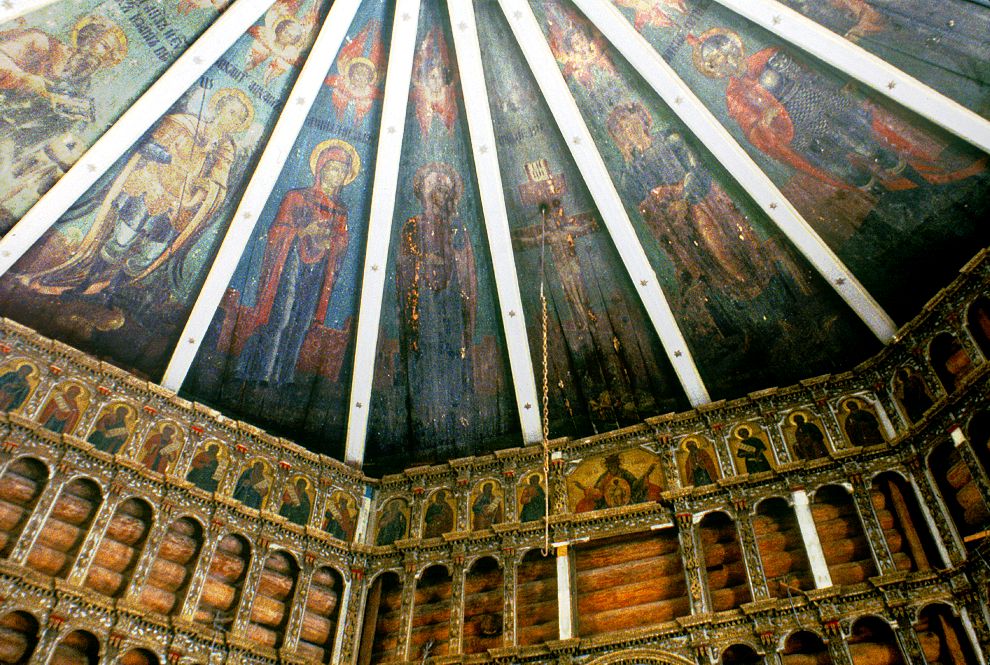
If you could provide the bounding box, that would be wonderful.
[501,545,518,647]
[848,474,897,575]
[334,566,364,665]
[32,614,66,665]
[280,554,318,654]
[733,498,770,601]
[823,622,853,665]
[909,448,967,564]
[890,606,928,665]
[398,553,418,661]
[120,502,177,605]
[675,510,708,615]
[902,459,955,568]
[448,546,466,654]
[66,484,125,586]
[178,521,227,622]
[231,539,271,636]
[8,463,67,563]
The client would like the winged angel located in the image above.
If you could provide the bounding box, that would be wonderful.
[325,20,385,126]
[244,0,320,85]
[613,0,687,30]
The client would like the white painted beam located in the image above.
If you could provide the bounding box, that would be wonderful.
[445,0,542,444]
[555,545,574,639]
[160,0,365,391]
[791,489,832,589]
[572,0,897,342]
[0,0,277,277]
[711,0,990,155]
[495,0,710,406]
[0,0,59,24]
[343,0,423,466]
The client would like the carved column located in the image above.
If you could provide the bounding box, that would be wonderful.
[959,606,989,665]
[33,614,66,665]
[890,607,929,665]
[448,547,466,654]
[502,466,519,524]
[454,467,471,533]
[231,539,271,636]
[8,466,66,563]
[910,446,967,565]
[409,489,426,540]
[791,489,833,589]
[676,511,707,614]
[97,632,124,665]
[823,623,854,665]
[334,567,364,665]
[501,546,518,647]
[178,522,227,622]
[733,499,770,601]
[66,486,125,586]
[848,474,897,575]
[555,544,574,639]
[120,504,177,604]
[398,555,418,661]
[281,556,318,653]
[902,460,954,568]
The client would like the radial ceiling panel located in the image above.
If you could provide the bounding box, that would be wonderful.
[476,0,689,437]
[0,0,986,474]
[0,0,219,230]
[363,0,520,474]
[0,0,330,378]
[608,0,990,323]
[528,0,880,400]
[183,0,393,460]
[775,0,990,118]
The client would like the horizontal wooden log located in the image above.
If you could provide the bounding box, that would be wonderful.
[780,653,832,665]
[810,503,857,522]
[198,578,239,612]
[311,568,339,589]
[699,523,739,546]
[49,493,98,526]
[0,627,30,664]
[755,530,809,553]
[761,549,813,579]
[464,588,503,614]
[36,517,83,551]
[821,535,873,565]
[49,645,89,665]
[575,534,680,569]
[103,513,150,546]
[516,597,559,625]
[208,550,247,581]
[704,563,749,589]
[305,585,340,616]
[243,622,278,648]
[703,542,744,567]
[119,649,158,665]
[294,641,327,662]
[575,553,684,591]
[249,594,289,628]
[156,531,200,565]
[139,585,178,615]
[518,622,557,645]
[847,641,904,665]
[946,458,974,490]
[299,613,334,646]
[710,583,751,611]
[577,576,687,613]
[255,569,295,600]
[516,576,556,600]
[0,472,42,502]
[517,559,555,583]
[217,535,249,556]
[0,500,28,532]
[579,596,690,635]
[147,558,189,593]
[92,538,139,573]
[25,540,70,576]
[84,563,125,597]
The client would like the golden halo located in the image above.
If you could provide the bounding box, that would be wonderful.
[691,27,745,79]
[309,139,361,185]
[71,15,128,66]
[208,88,255,132]
[345,57,379,86]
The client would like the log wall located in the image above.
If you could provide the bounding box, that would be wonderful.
[812,487,879,586]
[516,549,557,646]
[463,557,503,654]
[409,565,452,659]
[0,458,46,559]
[847,617,906,665]
[754,499,814,598]
[359,572,402,665]
[0,611,38,665]
[26,479,101,578]
[138,517,202,615]
[700,513,751,612]
[194,534,250,628]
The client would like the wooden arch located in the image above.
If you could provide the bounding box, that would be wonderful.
[584,649,696,665]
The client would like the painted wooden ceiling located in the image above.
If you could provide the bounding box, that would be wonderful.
[0,0,986,474]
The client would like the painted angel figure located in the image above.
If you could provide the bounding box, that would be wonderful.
[547,9,615,86]
[410,27,458,136]
[245,0,320,85]
[613,0,686,30]
[325,20,385,126]
[19,88,254,297]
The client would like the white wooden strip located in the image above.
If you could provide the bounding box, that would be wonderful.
[446,0,542,444]
[573,0,897,342]
[0,0,277,277]
[495,0,710,406]
[711,0,990,155]
[0,0,59,24]
[343,0,422,466]
[160,0,366,391]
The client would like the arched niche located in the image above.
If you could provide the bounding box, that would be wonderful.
[357,571,402,665]
[84,496,154,597]
[0,457,48,558]
[753,497,814,598]
[846,616,905,665]
[721,643,764,664]
[118,648,160,665]
[966,295,990,359]
[51,629,100,665]
[26,477,102,578]
[194,533,251,629]
[583,649,697,665]
[915,603,980,664]
[463,556,503,654]
[871,472,942,571]
[246,550,299,650]
[573,527,688,636]
[781,630,832,664]
[139,516,204,615]
[927,439,989,548]
[699,512,751,612]
[516,548,557,645]
[810,485,877,585]
[929,332,974,393]
[0,610,39,664]
[296,565,343,663]
[410,564,452,659]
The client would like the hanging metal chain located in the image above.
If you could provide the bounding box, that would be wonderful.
[540,204,551,556]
